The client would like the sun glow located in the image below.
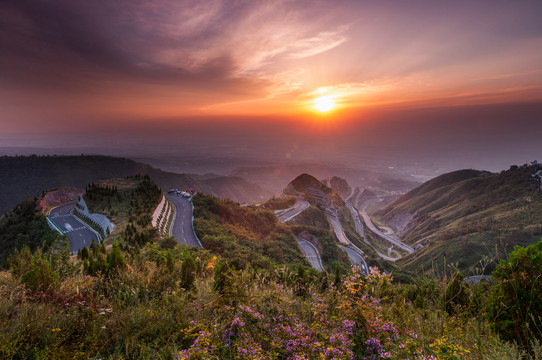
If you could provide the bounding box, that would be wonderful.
[313,95,336,112]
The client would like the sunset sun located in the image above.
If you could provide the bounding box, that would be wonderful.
[313,95,336,112]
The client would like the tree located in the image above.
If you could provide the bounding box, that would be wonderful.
[106,241,126,275]
[213,261,231,296]
[160,236,178,249]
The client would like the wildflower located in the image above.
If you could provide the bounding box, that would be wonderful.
[205,256,217,269]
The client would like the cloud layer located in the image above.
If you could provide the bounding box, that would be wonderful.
[1,0,542,152]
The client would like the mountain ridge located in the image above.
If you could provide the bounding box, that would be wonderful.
[0,155,270,215]
[375,164,542,274]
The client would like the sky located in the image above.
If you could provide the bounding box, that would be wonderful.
[1,0,542,171]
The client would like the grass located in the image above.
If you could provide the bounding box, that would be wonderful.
[0,247,535,359]
[376,165,542,275]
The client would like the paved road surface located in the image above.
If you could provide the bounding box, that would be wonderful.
[347,204,365,237]
[277,199,310,222]
[345,189,355,204]
[276,200,324,270]
[345,202,399,262]
[166,194,202,247]
[49,202,99,253]
[326,214,350,244]
[296,237,324,271]
[340,245,368,274]
[325,212,369,275]
[359,199,414,253]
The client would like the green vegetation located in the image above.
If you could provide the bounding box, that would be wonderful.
[489,239,542,347]
[290,225,350,271]
[0,155,160,215]
[1,238,540,359]
[83,176,162,246]
[192,193,309,270]
[377,165,542,275]
[82,240,127,277]
[262,195,297,210]
[0,197,62,267]
[126,175,162,227]
[288,204,329,228]
[2,167,542,358]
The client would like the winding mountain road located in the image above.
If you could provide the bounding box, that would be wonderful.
[326,213,350,245]
[276,199,323,271]
[48,202,100,253]
[166,194,202,247]
[345,202,399,262]
[340,245,367,274]
[277,199,310,222]
[326,212,369,275]
[359,199,414,253]
[347,204,365,238]
[296,237,325,272]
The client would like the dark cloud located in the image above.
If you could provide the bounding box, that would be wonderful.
[0,0,268,96]
[1,0,542,172]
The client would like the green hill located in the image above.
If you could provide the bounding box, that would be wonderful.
[375,165,542,274]
[0,155,270,215]
[261,195,297,210]
[192,193,310,270]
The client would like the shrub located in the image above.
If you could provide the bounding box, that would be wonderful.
[443,271,469,315]
[106,241,126,275]
[9,246,59,292]
[180,254,196,290]
[488,238,542,345]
